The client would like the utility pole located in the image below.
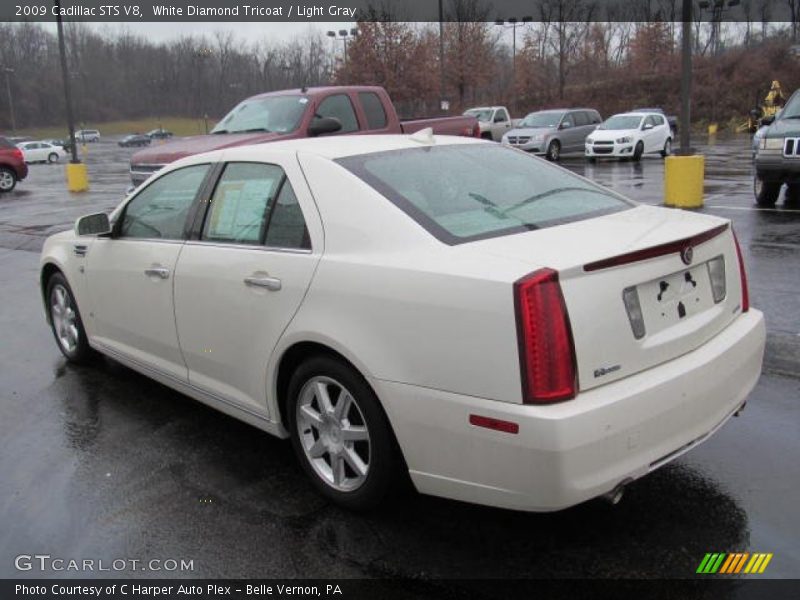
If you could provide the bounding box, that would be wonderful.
[3,68,15,133]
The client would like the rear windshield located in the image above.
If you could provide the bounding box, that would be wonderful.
[0,137,14,149]
[337,144,633,244]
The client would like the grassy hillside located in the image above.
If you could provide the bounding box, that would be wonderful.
[9,117,219,140]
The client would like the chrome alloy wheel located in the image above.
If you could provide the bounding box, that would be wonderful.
[0,169,15,191]
[50,284,79,355]
[296,376,371,492]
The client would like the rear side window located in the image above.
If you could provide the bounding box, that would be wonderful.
[314,94,359,134]
[337,144,632,245]
[358,92,387,130]
[203,163,284,245]
[590,111,602,124]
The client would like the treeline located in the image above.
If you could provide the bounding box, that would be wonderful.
[3,11,800,131]
[0,22,332,130]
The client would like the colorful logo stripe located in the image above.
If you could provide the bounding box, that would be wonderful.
[697,552,773,574]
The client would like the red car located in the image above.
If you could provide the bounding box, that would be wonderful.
[0,136,28,193]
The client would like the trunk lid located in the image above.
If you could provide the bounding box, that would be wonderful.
[466,205,744,392]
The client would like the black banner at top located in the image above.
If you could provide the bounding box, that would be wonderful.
[2,0,799,23]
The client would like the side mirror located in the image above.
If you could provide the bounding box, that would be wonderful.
[642,123,654,131]
[560,121,572,130]
[308,117,342,137]
[75,212,111,236]
[761,115,775,126]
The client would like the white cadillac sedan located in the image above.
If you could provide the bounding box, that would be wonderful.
[39,135,765,512]
[585,112,672,161]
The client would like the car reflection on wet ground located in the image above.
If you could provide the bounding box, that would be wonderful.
[0,134,798,584]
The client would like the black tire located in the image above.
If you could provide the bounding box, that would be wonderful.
[45,272,93,363]
[286,355,400,510]
[754,175,781,207]
[660,138,672,158]
[546,140,561,161]
[633,141,644,161]
[48,152,59,163]
[481,132,493,140]
[0,167,17,192]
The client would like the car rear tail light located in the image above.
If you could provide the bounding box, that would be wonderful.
[706,256,727,303]
[11,148,23,160]
[732,230,749,312]
[622,286,646,339]
[472,122,481,137]
[514,268,577,403]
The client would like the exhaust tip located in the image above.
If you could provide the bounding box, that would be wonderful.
[602,478,633,505]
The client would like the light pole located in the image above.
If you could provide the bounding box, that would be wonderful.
[326,29,358,71]
[3,67,15,133]
[494,17,532,105]
[439,0,445,113]
[54,0,88,191]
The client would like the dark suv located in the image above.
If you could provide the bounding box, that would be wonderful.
[0,136,28,193]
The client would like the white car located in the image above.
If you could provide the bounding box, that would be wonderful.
[39,135,765,512]
[586,112,672,160]
[17,141,67,164]
[75,129,100,143]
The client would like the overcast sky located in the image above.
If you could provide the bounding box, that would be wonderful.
[39,21,357,45]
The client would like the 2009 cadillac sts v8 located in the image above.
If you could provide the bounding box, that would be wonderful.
[39,134,765,511]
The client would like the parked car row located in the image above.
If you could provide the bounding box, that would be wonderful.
[493,107,673,162]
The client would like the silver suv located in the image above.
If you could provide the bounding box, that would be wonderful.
[502,109,601,161]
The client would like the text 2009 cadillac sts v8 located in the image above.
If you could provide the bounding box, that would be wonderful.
[39,135,765,512]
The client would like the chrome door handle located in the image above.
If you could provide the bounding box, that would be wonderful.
[244,275,282,291]
[144,267,170,279]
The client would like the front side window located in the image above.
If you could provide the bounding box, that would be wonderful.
[203,163,284,245]
[337,144,632,244]
[574,112,590,126]
[314,94,359,134]
[120,164,209,240]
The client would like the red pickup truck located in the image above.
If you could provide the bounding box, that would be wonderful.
[130,85,479,186]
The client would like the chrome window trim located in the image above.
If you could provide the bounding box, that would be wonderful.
[184,239,313,254]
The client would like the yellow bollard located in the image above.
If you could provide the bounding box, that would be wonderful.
[66,162,89,192]
[664,155,704,208]
[708,123,718,134]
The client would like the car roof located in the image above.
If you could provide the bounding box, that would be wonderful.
[247,85,385,101]
[608,112,649,118]
[182,134,486,165]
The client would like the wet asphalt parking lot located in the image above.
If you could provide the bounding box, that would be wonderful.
[0,136,798,587]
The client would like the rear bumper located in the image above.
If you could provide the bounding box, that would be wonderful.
[377,309,765,511]
[16,161,28,181]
